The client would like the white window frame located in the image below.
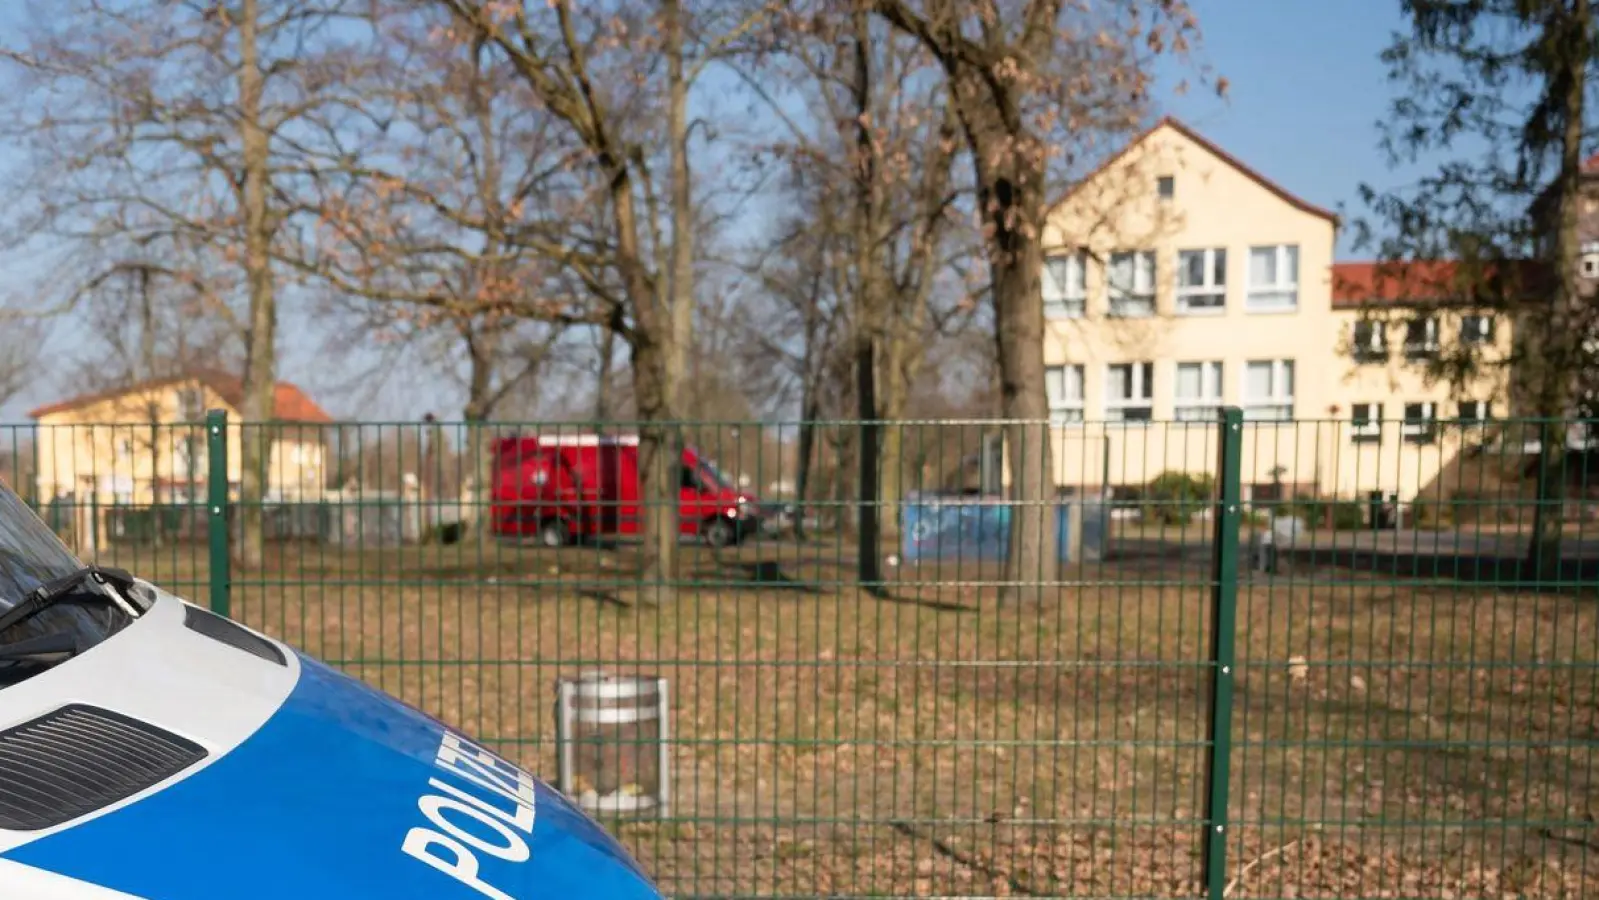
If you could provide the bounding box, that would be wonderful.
[1242,359,1295,421]
[1460,314,1493,345]
[1351,403,1382,442]
[1457,400,1490,424]
[1352,319,1387,361]
[1174,361,1223,422]
[1404,316,1440,357]
[1107,250,1156,318]
[176,387,206,420]
[1246,244,1299,312]
[1176,248,1227,314]
[1044,364,1085,425]
[1042,252,1086,319]
[1105,362,1154,424]
[1583,241,1599,279]
[1402,401,1438,443]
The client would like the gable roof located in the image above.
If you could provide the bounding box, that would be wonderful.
[27,370,332,423]
[1054,116,1340,224]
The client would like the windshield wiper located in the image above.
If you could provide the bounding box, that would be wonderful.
[0,632,80,665]
[0,565,135,638]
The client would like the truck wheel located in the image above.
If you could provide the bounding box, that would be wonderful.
[702,517,736,548]
[537,518,570,548]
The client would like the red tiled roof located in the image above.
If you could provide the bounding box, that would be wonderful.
[27,370,332,423]
[1055,116,1340,224]
[1583,152,1599,174]
[1332,261,1459,308]
[1332,260,1549,309]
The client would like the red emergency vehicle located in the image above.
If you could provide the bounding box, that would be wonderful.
[489,434,764,547]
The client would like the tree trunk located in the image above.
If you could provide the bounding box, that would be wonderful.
[612,0,696,604]
[137,267,156,380]
[1526,2,1589,580]
[794,390,819,542]
[464,328,497,538]
[980,152,1058,600]
[594,322,616,423]
[851,6,883,591]
[879,329,916,536]
[235,0,276,571]
[630,333,677,602]
[605,142,675,605]
[830,428,853,535]
[665,0,694,427]
[1530,421,1567,579]
[882,101,955,535]
[138,268,163,550]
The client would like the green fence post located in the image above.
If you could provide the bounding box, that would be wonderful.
[206,409,231,618]
[1201,406,1242,897]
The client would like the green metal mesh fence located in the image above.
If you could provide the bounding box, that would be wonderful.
[2,411,1595,899]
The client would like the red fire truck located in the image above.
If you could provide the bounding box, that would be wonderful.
[489,434,763,547]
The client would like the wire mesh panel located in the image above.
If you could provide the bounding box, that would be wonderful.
[3,415,1595,899]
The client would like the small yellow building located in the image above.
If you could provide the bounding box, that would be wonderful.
[29,371,332,506]
[1040,118,1510,501]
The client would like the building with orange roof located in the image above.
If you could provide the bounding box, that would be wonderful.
[27,370,332,508]
[1033,117,1516,502]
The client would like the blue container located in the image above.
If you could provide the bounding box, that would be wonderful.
[899,495,1106,563]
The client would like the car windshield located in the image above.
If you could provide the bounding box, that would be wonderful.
[0,478,85,613]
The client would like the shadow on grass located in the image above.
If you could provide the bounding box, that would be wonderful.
[686,560,826,594]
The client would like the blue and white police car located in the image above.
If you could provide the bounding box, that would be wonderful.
[0,480,663,900]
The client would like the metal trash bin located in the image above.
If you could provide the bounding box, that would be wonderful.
[1251,529,1278,574]
[555,672,670,818]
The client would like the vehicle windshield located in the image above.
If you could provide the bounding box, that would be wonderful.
[696,458,733,491]
[0,479,86,613]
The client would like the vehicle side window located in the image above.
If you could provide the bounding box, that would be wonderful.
[679,465,699,490]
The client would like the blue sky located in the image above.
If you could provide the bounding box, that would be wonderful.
[1,1,1418,423]
[1163,0,1410,258]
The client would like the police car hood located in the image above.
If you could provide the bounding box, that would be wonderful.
[0,588,660,900]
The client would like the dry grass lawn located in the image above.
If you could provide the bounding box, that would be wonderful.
[96,536,1599,900]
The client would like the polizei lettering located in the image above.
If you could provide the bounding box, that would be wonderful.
[401,732,539,900]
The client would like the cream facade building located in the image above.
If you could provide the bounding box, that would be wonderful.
[29,371,332,506]
[1041,118,1511,502]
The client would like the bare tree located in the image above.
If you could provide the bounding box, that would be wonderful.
[738,15,974,553]
[0,320,44,414]
[428,0,773,602]
[0,0,380,568]
[867,0,1199,600]
[297,12,585,420]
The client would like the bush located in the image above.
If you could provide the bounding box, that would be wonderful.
[1288,497,1365,531]
[1412,497,1453,529]
[1328,500,1364,530]
[1144,471,1215,525]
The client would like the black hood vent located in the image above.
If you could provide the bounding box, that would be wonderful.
[184,603,285,666]
[0,705,207,831]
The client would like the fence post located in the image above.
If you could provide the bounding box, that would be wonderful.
[1201,407,1243,897]
[205,409,231,618]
